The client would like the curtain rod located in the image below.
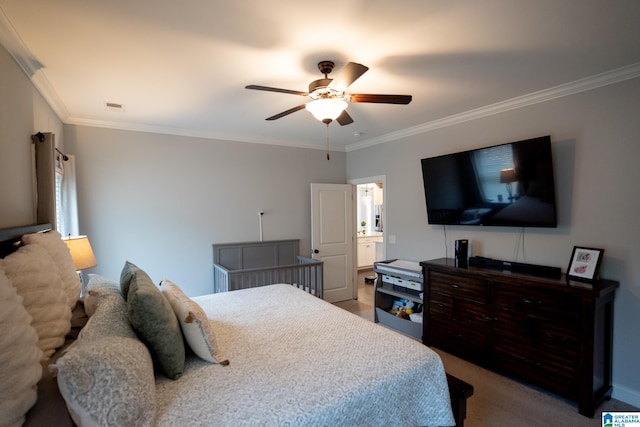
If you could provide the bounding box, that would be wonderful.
[55,147,69,161]
[32,132,69,161]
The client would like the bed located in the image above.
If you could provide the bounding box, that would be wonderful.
[0,224,468,427]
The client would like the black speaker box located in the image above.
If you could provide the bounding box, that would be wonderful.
[455,239,468,268]
[469,256,561,279]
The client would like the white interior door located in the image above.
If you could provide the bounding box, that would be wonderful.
[311,183,355,303]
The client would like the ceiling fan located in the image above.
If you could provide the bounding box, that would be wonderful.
[245,61,412,126]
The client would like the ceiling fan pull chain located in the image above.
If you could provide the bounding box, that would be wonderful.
[326,123,331,160]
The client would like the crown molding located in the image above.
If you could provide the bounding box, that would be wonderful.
[30,72,70,120]
[0,7,70,120]
[346,62,640,152]
[65,116,329,151]
[0,8,41,77]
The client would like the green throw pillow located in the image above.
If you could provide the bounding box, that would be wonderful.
[121,262,185,379]
[120,261,138,299]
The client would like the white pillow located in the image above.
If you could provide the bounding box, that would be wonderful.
[160,279,228,364]
[21,230,81,309]
[1,244,72,359]
[85,273,121,295]
[84,274,122,317]
[54,291,156,427]
[56,337,155,427]
[0,270,43,427]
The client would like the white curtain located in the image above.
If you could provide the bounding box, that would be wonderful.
[58,154,79,237]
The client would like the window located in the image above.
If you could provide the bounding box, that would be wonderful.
[55,168,65,235]
[33,132,78,235]
[54,150,78,237]
[472,144,515,203]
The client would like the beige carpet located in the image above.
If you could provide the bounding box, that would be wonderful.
[434,348,637,427]
[335,272,639,426]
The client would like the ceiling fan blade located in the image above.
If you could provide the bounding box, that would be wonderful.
[265,104,307,121]
[336,110,354,126]
[246,85,308,96]
[328,62,369,92]
[349,93,412,104]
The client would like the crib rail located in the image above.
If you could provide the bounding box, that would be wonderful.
[213,256,323,298]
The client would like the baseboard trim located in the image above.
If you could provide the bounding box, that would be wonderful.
[613,384,640,409]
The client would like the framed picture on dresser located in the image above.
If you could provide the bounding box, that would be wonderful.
[567,246,604,281]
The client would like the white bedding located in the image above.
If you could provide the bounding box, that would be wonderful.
[154,284,454,426]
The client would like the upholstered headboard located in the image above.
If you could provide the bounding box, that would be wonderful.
[0,223,52,257]
[0,223,78,427]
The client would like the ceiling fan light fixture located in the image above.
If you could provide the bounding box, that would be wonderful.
[246,60,411,127]
[305,98,348,122]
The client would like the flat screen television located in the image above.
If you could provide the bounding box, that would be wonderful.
[421,135,557,227]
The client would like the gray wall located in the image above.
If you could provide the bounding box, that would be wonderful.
[2,39,346,298]
[63,125,346,297]
[0,43,63,227]
[347,77,640,407]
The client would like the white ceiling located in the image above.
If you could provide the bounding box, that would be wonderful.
[1,0,639,152]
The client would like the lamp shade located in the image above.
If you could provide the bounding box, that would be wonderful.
[63,236,97,270]
[500,168,518,183]
[305,98,348,121]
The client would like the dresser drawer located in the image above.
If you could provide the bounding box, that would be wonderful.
[455,299,494,330]
[492,281,580,318]
[430,271,487,302]
[429,317,489,362]
[493,336,579,400]
[492,308,579,357]
[429,293,453,318]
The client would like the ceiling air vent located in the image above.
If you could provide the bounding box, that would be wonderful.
[105,102,125,112]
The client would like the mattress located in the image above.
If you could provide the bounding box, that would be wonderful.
[154,284,454,426]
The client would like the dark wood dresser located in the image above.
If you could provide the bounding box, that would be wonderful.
[421,258,618,417]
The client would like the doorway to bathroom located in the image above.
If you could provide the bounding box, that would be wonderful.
[349,176,385,303]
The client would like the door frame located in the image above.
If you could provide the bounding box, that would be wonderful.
[349,175,386,299]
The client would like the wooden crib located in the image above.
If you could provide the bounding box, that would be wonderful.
[212,239,323,298]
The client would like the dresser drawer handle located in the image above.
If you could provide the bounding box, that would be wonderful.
[436,303,448,308]
[481,314,497,322]
[449,283,462,289]
[520,356,542,368]
[544,332,568,342]
[522,297,542,305]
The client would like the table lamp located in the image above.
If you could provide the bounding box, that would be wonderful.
[499,168,518,202]
[63,235,97,295]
